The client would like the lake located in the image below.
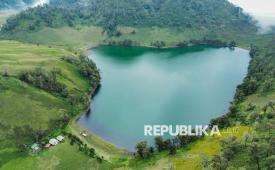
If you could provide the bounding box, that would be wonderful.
[78,46,250,151]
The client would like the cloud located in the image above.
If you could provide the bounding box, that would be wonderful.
[229,0,275,17]
[228,0,275,32]
[32,0,49,7]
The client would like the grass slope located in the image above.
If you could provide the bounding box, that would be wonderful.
[4,24,261,51]
[0,40,114,169]
[5,26,208,49]
[0,77,68,147]
[0,40,90,95]
[0,141,113,170]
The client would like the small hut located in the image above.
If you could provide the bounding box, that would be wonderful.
[56,135,65,142]
[49,138,59,146]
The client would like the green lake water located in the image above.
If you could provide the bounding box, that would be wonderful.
[78,46,250,151]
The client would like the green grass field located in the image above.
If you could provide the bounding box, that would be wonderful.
[0,41,79,149]
[0,141,113,170]
[6,26,210,51]
[4,24,267,52]
[0,40,90,95]
[7,26,107,51]
[0,40,111,169]
[0,77,68,147]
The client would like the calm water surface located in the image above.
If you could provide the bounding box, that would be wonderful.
[78,46,249,151]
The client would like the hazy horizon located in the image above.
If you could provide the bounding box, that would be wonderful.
[229,0,275,32]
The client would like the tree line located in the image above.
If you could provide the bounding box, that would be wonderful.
[67,133,104,163]
[135,133,200,159]
[61,55,100,86]
[19,67,68,97]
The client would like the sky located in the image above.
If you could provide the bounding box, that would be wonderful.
[229,0,275,17]
[229,0,275,31]
[32,0,49,7]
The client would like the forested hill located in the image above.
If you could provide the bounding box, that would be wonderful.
[0,0,35,9]
[1,0,257,35]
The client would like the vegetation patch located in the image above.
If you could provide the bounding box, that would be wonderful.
[0,40,105,169]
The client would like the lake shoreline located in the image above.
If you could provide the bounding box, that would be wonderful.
[75,45,250,154]
[87,42,244,52]
[69,55,130,159]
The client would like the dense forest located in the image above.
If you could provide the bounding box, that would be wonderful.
[1,0,257,36]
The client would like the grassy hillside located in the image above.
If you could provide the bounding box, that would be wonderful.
[0,26,207,49]
[0,41,90,96]
[0,41,82,149]
[0,40,114,169]
[0,141,113,170]
[0,24,257,51]
[6,26,108,50]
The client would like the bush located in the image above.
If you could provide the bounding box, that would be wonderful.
[19,67,68,97]
[62,55,101,85]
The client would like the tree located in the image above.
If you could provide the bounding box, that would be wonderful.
[163,139,172,150]
[260,80,273,95]
[246,103,256,111]
[168,141,177,155]
[211,154,228,170]
[267,101,275,111]
[155,136,165,151]
[19,67,68,97]
[135,141,151,159]
[249,45,260,58]
[201,155,211,169]
[149,146,154,154]
[242,133,251,147]
[266,155,275,170]
[220,136,240,160]
[209,115,230,129]
[248,142,269,170]
[228,40,236,48]
[89,148,95,157]
[34,129,45,143]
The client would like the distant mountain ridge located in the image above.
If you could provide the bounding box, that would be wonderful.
[1,0,257,36]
